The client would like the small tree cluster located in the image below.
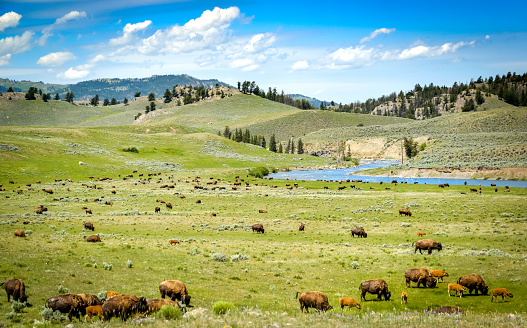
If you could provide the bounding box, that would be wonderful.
[220,126,267,149]
[237,80,314,110]
[403,137,419,158]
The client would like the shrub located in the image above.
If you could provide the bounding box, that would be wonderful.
[57,285,70,293]
[351,261,360,269]
[97,290,107,300]
[40,307,67,322]
[157,305,182,320]
[212,301,234,315]
[11,300,26,313]
[5,311,20,320]
[230,254,249,262]
[126,259,133,268]
[211,253,229,262]
[400,222,412,227]
[103,262,113,270]
[33,319,52,328]
[123,147,139,153]
[248,167,269,178]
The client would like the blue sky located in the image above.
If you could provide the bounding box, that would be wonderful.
[1,0,526,103]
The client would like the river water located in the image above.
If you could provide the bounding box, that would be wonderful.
[267,160,527,188]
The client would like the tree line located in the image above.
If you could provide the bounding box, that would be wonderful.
[219,126,304,155]
[237,81,314,110]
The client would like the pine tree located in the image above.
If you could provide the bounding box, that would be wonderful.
[290,139,295,154]
[164,89,172,103]
[148,92,155,101]
[90,94,99,106]
[278,143,283,153]
[297,138,304,154]
[25,87,37,100]
[103,98,110,106]
[111,98,117,105]
[124,97,128,105]
[54,93,60,100]
[285,139,291,154]
[149,101,156,111]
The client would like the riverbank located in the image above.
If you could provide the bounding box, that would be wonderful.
[363,167,527,181]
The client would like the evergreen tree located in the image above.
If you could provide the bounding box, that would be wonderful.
[149,101,156,111]
[103,98,110,106]
[25,87,37,100]
[164,89,172,103]
[269,134,277,152]
[42,93,50,102]
[285,139,291,154]
[223,126,231,139]
[90,94,99,106]
[123,97,128,105]
[54,93,60,100]
[7,87,14,92]
[278,143,283,153]
[148,92,155,101]
[475,90,485,105]
[145,105,150,113]
[297,139,304,154]
[403,137,419,158]
[135,91,141,98]
[290,139,295,154]
[261,136,266,149]
[111,98,117,105]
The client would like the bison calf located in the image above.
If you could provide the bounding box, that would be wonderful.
[339,297,361,310]
[85,305,104,323]
[491,288,513,303]
[448,284,467,298]
[14,230,26,237]
[401,292,407,304]
[429,270,449,282]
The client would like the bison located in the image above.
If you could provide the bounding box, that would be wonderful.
[299,223,305,231]
[431,306,464,314]
[429,270,449,282]
[166,203,172,209]
[252,224,265,234]
[84,222,94,231]
[448,284,467,298]
[360,279,391,301]
[14,230,26,237]
[77,293,102,307]
[401,292,407,304]
[491,288,513,303]
[351,228,367,238]
[106,291,118,299]
[1,278,28,303]
[102,294,148,321]
[169,239,180,245]
[258,209,267,213]
[457,274,489,296]
[87,235,101,243]
[417,231,426,237]
[85,209,92,215]
[146,299,181,315]
[339,297,361,310]
[155,206,160,213]
[414,239,442,254]
[159,280,191,307]
[296,291,333,313]
[399,208,412,216]
[85,305,104,323]
[404,268,437,288]
[46,293,87,321]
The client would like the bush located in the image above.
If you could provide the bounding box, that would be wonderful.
[157,305,182,320]
[40,307,67,322]
[97,290,107,300]
[211,253,229,262]
[351,261,360,269]
[212,301,234,315]
[103,262,113,270]
[230,254,249,262]
[33,319,52,328]
[123,146,139,153]
[126,259,133,268]
[11,300,26,313]
[57,285,70,293]
[248,167,269,178]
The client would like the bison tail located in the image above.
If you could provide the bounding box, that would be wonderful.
[0,281,4,286]
[411,242,415,246]
[295,291,300,299]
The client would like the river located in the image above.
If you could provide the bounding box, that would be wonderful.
[267,160,527,188]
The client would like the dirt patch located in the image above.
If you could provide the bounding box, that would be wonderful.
[0,152,22,160]
[395,167,527,181]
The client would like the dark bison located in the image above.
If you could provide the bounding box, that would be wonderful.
[155,206,160,213]
[159,280,191,307]
[85,209,92,215]
[457,274,489,295]
[360,279,391,301]
[102,294,148,321]
[84,222,94,231]
[404,268,437,288]
[414,239,442,254]
[252,224,265,234]
[351,228,367,238]
[296,291,333,313]
[14,230,26,237]
[299,223,305,231]
[431,306,464,314]
[399,208,412,216]
[87,235,101,242]
[1,278,28,303]
[47,293,87,321]
[166,202,172,209]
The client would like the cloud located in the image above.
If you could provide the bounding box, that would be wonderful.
[291,60,309,70]
[0,54,11,66]
[486,35,490,40]
[326,45,376,68]
[39,11,87,46]
[360,28,396,43]
[231,58,253,68]
[242,64,258,71]
[58,67,89,79]
[398,45,430,59]
[0,12,22,32]
[110,20,152,46]
[397,41,475,60]
[0,31,33,56]
[243,33,276,54]
[37,52,76,67]
[138,6,240,55]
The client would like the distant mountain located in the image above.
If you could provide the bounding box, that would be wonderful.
[0,75,231,101]
[289,94,325,108]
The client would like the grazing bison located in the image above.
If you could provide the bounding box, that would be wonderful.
[339,297,361,310]
[169,239,180,245]
[85,209,92,215]
[1,278,28,303]
[159,280,191,306]
[399,208,412,216]
[351,228,367,238]
[106,291,118,299]
[414,239,442,254]
[417,231,426,237]
[296,291,333,313]
[84,222,94,231]
[166,203,172,209]
[146,299,181,315]
[360,279,392,301]
[431,306,464,314]
[14,230,26,237]
[401,292,407,304]
[491,288,513,302]
[448,284,467,298]
[258,209,267,213]
[457,274,489,295]
[87,235,101,243]
[404,268,437,288]
[252,224,265,234]
[47,293,87,321]
[299,223,305,231]
[429,270,449,282]
[155,207,160,213]
[85,305,103,323]
[102,294,148,321]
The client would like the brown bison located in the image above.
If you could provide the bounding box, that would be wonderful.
[14,230,26,237]
[457,274,489,295]
[1,278,28,303]
[339,297,361,310]
[146,299,181,315]
[77,293,102,307]
[106,291,118,299]
[258,209,267,213]
[87,235,101,242]
[85,305,104,323]
[169,239,180,245]
[166,202,172,209]
[448,284,467,298]
[84,222,94,231]
[85,209,92,215]
[429,270,449,282]
[417,231,426,237]
[296,291,333,313]
[399,208,412,216]
[401,292,407,304]
[102,294,148,321]
[252,224,265,234]
[414,239,442,254]
[159,280,191,307]
[491,288,513,302]
[46,293,87,321]
[360,279,392,301]
[155,206,160,213]
[351,228,367,238]
[404,268,437,288]
[431,306,464,314]
[299,223,305,231]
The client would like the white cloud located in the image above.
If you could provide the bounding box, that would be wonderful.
[360,28,396,43]
[37,52,76,67]
[486,35,490,40]
[327,45,376,68]
[398,41,474,60]
[58,67,89,79]
[55,11,87,25]
[0,31,33,56]
[398,45,430,59]
[0,12,22,32]
[110,20,152,46]
[0,54,11,66]
[231,58,253,68]
[291,60,309,70]
[242,64,258,71]
[243,33,276,53]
